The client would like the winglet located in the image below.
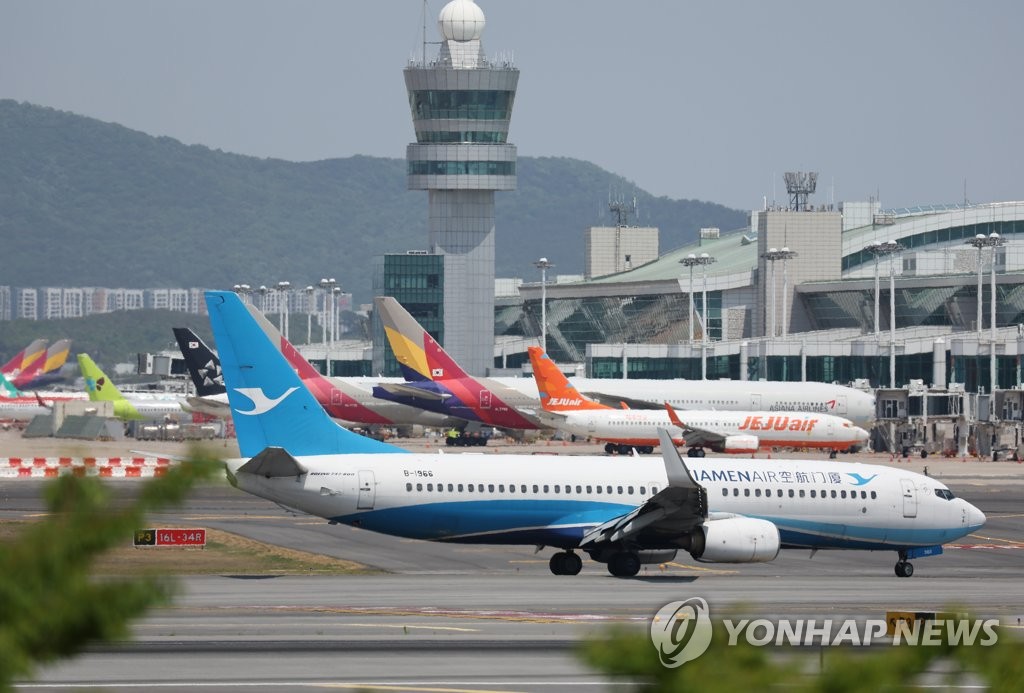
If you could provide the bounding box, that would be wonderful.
[657,429,699,490]
[664,402,690,430]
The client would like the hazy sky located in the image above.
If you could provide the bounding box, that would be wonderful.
[2,1,1020,211]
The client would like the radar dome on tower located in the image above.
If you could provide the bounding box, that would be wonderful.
[438,0,485,42]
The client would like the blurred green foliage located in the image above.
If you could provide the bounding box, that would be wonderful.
[0,454,220,689]
[580,620,1023,691]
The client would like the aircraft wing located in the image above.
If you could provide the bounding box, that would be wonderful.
[663,402,725,447]
[579,430,708,549]
[515,406,565,428]
[580,391,662,410]
[374,382,451,402]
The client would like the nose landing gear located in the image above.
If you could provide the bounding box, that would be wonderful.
[894,550,915,577]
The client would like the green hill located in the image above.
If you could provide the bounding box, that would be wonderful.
[0,100,746,302]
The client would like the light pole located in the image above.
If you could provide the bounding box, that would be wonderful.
[319,277,336,376]
[761,247,798,338]
[863,240,904,387]
[232,283,251,304]
[533,257,554,353]
[679,253,715,342]
[276,280,291,340]
[304,285,315,345]
[258,285,268,313]
[966,232,1006,398]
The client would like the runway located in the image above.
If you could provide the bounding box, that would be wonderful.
[4,465,1024,691]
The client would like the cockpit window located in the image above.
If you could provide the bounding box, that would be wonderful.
[934,488,955,501]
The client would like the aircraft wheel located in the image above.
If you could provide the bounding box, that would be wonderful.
[687,448,698,457]
[617,444,632,455]
[696,448,706,458]
[604,443,616,455]
[550,551,582,576]
[829,449,837,459]
[895,561,914,578]
[640,446,654,455]
[607,551,641,577]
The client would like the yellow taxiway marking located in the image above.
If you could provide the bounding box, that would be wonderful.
[665,562,739,575]
[325,685,526,693]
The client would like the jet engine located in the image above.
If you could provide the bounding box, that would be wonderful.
[690,517,780,563]
[719,435,759,454]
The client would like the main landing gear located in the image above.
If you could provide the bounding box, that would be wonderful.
[895,550,915,578]
[687,447,706,458]
[607,551,642,577]
[549,551,583,575]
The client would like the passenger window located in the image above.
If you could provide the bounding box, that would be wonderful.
[744,489,750,497]
[543,485,549,493]
[406,482,413,492]
[468,484,474,492]
[788,489,794,498]
[617,486,623,494]
[870,491,877,499]
[417,483,423,491]
[521,485,527,493]
[628,486,635,494]
[458,484,464,492]
[651,486,659,494]
[485,484,492,493]
[427,483,433,492]
[639,487,646,495]
[810,490,816,498]
[722,488,729,496]
[799,490,805,498]
[841,490,846,499]
[596,486,603,494]
[860,491,866,499]
[577,485,583,493]
[554,485,560,493]
[831,490,837,498]
[755,489,761,497]
[499,484,505,493]
[532,485,539,493]
[607,485,613,494]
[733,488,739,496]
[509,484,515,493]
[447,483,454,492]
[587,485,593,493]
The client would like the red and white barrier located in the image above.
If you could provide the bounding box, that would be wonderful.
[0,456,173,479]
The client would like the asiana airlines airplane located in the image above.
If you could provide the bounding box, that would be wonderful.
[207,290,983,579]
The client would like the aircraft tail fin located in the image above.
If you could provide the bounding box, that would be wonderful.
[77,354,127,402]
[205,290,402,458]
[375,296,469,383]
[1,338,48,377]
[0,372,23,398]
[41,339,71,375]
[527,346,609,412]
[173,328,225,396]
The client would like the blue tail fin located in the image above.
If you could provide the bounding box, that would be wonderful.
[205,290,404,458]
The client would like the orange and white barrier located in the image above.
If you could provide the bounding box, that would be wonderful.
[0,456,173,479]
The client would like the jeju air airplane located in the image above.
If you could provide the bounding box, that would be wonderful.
[528,347,870,457]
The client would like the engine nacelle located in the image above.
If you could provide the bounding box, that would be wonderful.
[690,517,780,563]
[720,434,759,454]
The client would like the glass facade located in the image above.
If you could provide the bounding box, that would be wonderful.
[590,354,737,380]
[416,131,507,144]
[842,219,1022,272]
[408,161,515,176]
[409,90,515,121]
[373,254,445,377]
[803,279,1024,332]
[500,292,722,364]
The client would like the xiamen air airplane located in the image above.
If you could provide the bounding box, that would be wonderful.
[206,291,984,579]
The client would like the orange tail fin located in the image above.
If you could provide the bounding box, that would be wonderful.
[527,346,609,412]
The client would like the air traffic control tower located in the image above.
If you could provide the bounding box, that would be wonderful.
[403,0,518,376]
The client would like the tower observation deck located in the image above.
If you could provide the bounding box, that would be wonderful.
[404,0,518,375]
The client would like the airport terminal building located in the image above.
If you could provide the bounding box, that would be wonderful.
[503,199,1024,395]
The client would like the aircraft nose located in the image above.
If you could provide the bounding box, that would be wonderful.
[855,426,870,442]
[967,503,986,528]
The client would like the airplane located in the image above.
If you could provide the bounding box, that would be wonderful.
[527,346,870,457]
[77,354,187,422]
[1,338,48,385]
[0,372,85,421]
[11,339,73,389]
[208,289,984,579]
[372,296,877,430]
[372,296,544,430]
[174,318,461,429]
